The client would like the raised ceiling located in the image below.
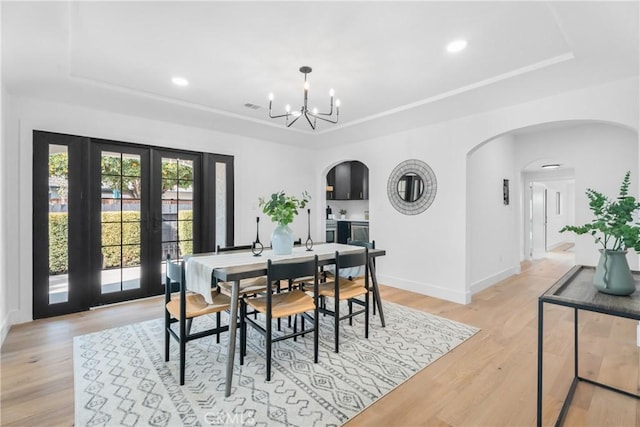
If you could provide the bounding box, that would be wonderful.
[2,1,638,147]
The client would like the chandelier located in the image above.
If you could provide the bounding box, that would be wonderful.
[268,66,340,130]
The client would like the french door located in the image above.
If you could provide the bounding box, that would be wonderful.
[33,131,234,318]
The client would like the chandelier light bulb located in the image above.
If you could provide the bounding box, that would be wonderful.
[285,104,291,113]
[312,107,318,115]
[268,93,274,101]
[304,81,310,91]
[336,99,341,107]
[329,88,335,97]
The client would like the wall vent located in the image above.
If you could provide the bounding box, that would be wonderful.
[244,103,261,110]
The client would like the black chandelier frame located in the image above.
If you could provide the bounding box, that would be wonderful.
[268,66,340,130]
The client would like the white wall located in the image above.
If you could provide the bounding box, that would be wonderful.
[3,95,317,325]
[326,200,369,221]
[515,123,639,268]
[467,134,519,294]
[0,84,8,345]
[314,78,638,304]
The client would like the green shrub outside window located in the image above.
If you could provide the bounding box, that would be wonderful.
[48,210,194,274]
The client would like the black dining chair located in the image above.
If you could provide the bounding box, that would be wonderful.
[304,249,369,353]
[215,244,269,365]
[243,256,319,381]
[346,239,382,316]
[164,254,231,385]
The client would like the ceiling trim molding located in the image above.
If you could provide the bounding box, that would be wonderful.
[318,52,576,135]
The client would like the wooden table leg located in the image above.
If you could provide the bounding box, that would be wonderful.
[225,279,240,397]
[368,258,385,328]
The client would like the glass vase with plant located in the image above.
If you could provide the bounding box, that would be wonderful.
[560,171,640,295]
[259,191,310,254]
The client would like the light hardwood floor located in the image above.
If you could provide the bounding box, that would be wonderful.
[2,252,639,426]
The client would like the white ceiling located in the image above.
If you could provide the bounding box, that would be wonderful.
[2,1,638,147]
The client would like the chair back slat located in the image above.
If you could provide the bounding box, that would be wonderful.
[268,257,318,282]
[166,254,183,284]
[347,239,375,250]
[336,249,368,270]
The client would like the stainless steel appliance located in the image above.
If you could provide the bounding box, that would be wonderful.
[350,221,369,242]
[326,219,337,243]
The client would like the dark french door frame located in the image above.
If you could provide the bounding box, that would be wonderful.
[88,140,154,306]
[33,130,235,319]
[33,131,90,317]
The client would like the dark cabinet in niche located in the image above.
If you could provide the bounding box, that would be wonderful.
[326,168,336,200]
[326,161,369,200]
[350,161,368,200]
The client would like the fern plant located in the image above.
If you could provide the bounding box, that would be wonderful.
[560,171,640,252]
[258,191,310,226]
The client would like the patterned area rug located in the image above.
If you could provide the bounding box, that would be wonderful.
[74,301,478,426]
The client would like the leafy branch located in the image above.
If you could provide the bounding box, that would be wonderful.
[258,191,310,226]
[560,171,640,252]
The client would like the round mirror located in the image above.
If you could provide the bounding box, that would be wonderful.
[397,173,424,202]
[387,159,437,215]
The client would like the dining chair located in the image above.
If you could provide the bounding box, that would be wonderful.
[346,239,381,316]
[216,244,269,296]
[164,254,231,385]
[306,248,369,353]
[243,256,319,381]
[215,244,269,364]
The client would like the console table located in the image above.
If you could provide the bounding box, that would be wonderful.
[537,265,640,426]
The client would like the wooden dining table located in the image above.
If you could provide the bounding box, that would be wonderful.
[185,242,386,397]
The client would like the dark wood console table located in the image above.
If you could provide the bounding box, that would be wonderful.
[537,265,640,426]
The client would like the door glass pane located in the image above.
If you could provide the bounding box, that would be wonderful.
[101,151,121,177]
[48,144,69,304]
[161,157,194,259]
[101,151,141,293]
[216,162,227,248]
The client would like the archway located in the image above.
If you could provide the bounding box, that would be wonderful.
[466,119,638,296]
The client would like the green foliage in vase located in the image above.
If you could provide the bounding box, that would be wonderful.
[560,171,640,252]
[259,191,310,226]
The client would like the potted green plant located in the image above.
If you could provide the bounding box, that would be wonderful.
[259,190,310,255]
[560,171,640,295]
[339,208,347,219]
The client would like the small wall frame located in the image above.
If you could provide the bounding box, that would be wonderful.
[503,179,510,205]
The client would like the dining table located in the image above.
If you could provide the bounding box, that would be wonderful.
[185,242,386,397]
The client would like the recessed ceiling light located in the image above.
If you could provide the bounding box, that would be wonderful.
[446,39,468,53]
[171,76,189,87]
[541,164,561,169]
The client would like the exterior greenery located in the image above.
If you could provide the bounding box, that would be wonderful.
[48,210,194,274]
[49,153,194,199]
[561,171,640,252]
[178,210,193,255]
[49,213,69,274]
[258,191,310,226]
[101,212,142,268]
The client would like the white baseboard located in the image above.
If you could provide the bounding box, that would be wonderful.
[377,274,470,304]
[470,266,519,295]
